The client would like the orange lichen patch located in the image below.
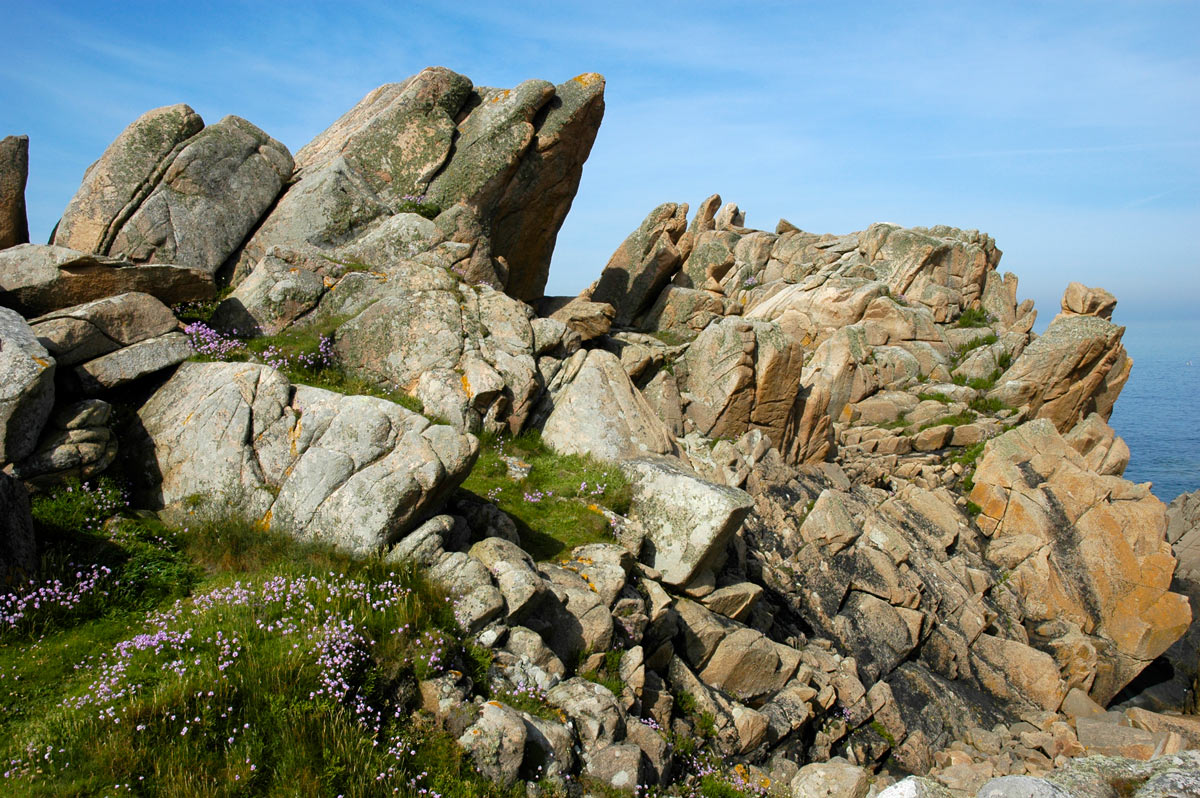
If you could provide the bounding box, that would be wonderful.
[32,356,51,368]
[571,73,603,87]
[257,509,272,531]
[461,373,472,398]
[375,170,393,183]
[490,89,512,103]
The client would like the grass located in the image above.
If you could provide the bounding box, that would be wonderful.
[959,333,998,354]
[956,307,990,328]
[875,413,911,431]
[459,431,632,561]
[919,410,977,432]
[918,392,954,404]
[396,196,442,220]
[1,481,526,798]
[580,650,624,696]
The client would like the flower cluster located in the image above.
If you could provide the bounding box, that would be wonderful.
[259,335,335,372]
[184,321,245,359]
[742,274,759,289]
[1,565,113,634]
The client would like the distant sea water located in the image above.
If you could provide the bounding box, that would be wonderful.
[1108,318,1200,503]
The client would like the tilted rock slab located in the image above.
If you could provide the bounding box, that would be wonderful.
[230,67,604,302]
[52,104,292,275]
[0,135,30,249]
[134,361,478,553]
[0,244,214,316]
[970,419,1191,704]
[0,306,55,464]
[622,458,753,587]
[990,312,1131,433]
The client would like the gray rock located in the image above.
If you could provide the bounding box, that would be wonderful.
[790,761,870,798]
[108,115,292,274]
[536,295,615,341]
[875,778,955,798]
[0,306,55,464]
[135,361,478,553]
[976,776,1072,798]
[53,104,205,255]
[457,701,527,786]
[14,399,116,487]
[30,291,179,366]
[585,742,650,792]
[546,677,625,749]
[0,135,29,249]
[542,349,678,462]
[469,537,547,622]
[0,244,215,316]
[0,472,35,587]
[71,331,192,394]
[622,458,753,586]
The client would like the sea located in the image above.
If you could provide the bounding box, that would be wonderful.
[1108,318,1200,504]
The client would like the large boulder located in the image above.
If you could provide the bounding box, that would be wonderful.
[13,399,117,487]
[990,311,1131,433]
[970,420,1191,703]
[622,458,753,586]
[230,68,604,301]
[0,306,55,465]
[53,105,292,276]
[542,349,678,462]
[0,135,30,249]
[134,361,478,553]
[0,244,215,315]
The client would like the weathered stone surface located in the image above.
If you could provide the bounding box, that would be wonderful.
[458,701,527,786]
[0,472,35,587]
[976,775,1072,797]
[13,399,117,486]
[232,68,603,303]
[470,537,547,622]
[0,244,214,315]
[622,459,753,586]
[679,316,806,458]
[970,420,1191,703]
[588,202,689,325]
[546,677,625,749]
[542,349,677,461]
[0,306,55,464]
[108,115,292,274]
[0,135,30,249]
[30,292,179,366]
[536,295,615,341]
[134,361,478,553]
[488,73,605,302]
[584,742,650,792]
[789,760,870,798]
[1061,282,1117,320]
[71,331,191,394]
[53,104,204,255]
[990,314,1130,433]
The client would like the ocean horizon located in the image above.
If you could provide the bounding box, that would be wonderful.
[1108,317,1200,504]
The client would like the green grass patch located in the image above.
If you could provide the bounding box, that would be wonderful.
[919,410,977,432]
[959,333,998,354]
[460,431,631,561]
[956,307,990,328]
[580,650,624,696]
[875,414,911,430]
[918,392,954,404]
[969,395,1006,414]
[396,197,442,220]
[1,481,531,798]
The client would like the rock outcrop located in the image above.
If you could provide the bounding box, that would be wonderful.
[52,105,292,276]
[0,306,55,465]
[0,135,30,249]
[229,68,604,302]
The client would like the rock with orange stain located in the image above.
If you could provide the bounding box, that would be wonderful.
[970,419,1191,703]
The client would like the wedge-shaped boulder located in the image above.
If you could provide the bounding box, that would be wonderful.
[588,202,689,325]
[0,307,55,464]
[0,135,30,249]
[13,399,117,487]
[622,459,753,586]
[53,104,205,254]
[109,115,292,274]
[546,677,625,749]
[135,361,478,553]
[990,311,1130,433]
[70,332,191,394]
[458,701,527,786]
[970,420,1191,703]
[0,244,214,315]
[542,349,677,461]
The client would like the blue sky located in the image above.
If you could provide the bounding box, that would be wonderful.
[3,1,1198,324]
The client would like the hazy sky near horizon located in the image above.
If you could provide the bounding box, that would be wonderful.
[4,1,1197,324]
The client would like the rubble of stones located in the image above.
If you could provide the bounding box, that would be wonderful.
[2,67,1200,797]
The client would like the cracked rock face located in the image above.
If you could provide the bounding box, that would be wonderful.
[133,361,478,554]
[52,105,292,276]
